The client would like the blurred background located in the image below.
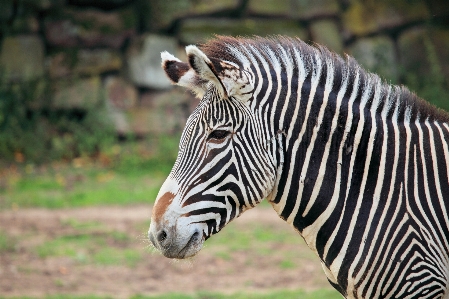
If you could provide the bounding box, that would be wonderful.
[0,0,448,298]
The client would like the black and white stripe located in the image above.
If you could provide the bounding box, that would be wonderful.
[150,36,449,299]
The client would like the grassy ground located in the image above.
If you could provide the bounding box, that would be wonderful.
[0,136,342,299]
[0,137,177,210]
[0,289,342,299]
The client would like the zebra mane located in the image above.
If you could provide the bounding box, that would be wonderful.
[201,36,449,124]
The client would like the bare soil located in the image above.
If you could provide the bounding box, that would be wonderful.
[0,205,331,298]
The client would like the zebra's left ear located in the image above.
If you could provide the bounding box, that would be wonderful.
[186,45,253,101]
[186,45,228,99]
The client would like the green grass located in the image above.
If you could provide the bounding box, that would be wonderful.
[0,230,15,252]
[93,247,141,267]
[0,289,343,299]
[35,230,142,267]
[204,220,319,263]
[61,218,104,230]
[0,137,179,210]
[206,221,300,252]
[1,170,164,209]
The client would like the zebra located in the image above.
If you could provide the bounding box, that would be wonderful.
[148,36,449,299]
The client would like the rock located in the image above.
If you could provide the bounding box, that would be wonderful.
[247,0,292,16]
[67,0,133,10]
[0,0,13,22]
[44,19,78,47]
[52,77,102,109]
[122,88,198,136]
[248,0,340,19]
[104,76,138,110]
[103,75,138,138]
[126,34,178,89]
[398,27,449,84]
[107,105,130,135]
[428,28,449,81]
[11,15,40,33]
[295,0,340,18]
[44,8,136,48]
[26,0,62,11]
[75,49,122,76]
[143,0,239,31]
[347,35,397,82]
[47,49,122,78]
[46,52,74,78]
[0,35,45,81]
[426,0,449,18]
[398,27,449,111]
[398,27,430,79]
[179,18,308,45]
[309,20,343,54]
[342,0,430,36]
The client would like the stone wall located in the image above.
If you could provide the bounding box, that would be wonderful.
[1,0,448,137]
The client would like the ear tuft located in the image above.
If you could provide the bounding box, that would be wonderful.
[161,51,181,63]
[161,51,190,84]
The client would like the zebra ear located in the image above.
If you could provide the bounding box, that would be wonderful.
[162,47,253,101]
[187,46,254,102]
[186,45,228,99]
[161,51,207,98]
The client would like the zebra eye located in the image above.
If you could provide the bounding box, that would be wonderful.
[208,130,230,141]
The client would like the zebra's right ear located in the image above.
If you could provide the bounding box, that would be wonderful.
[161,51,207,98]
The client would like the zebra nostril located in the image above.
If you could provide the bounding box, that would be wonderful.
[157,230,168,244]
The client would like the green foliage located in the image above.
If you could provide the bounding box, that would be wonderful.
[0,76,115,164]
[402,35,449,112]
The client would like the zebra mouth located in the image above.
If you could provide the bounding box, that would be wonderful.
[177,230,203,259]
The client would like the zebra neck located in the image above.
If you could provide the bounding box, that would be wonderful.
[267,71,425,235]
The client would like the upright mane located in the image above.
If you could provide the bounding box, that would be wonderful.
[200,36,449,124]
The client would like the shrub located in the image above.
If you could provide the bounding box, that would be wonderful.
[0,75,115,164]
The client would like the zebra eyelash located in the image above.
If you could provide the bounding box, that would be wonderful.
[207,129,231,141]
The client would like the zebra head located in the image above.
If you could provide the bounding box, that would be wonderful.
[148,44,278,259]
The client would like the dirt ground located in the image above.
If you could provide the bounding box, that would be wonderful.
[0,205,332,298]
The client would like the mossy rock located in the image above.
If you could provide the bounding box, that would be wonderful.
[124,89,196,135]
[47,49,122,78]
[430,28,449,82]
[44,8,136,49]
[179,18,308,45]
[426,0,449,18]
[247,0,292,16]
[309,20,343,54]
[52,77,103,109]
[398,26,449,111]
[0,35,45,81]
[0,0,13,22]
[398,27,432,78]
[248,0,340,18]
[126,34,178,89]
[144,0,240,31]
[347,35,397,82]
[342,0,430,36]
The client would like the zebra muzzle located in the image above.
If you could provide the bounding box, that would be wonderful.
[148,221,204,259]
